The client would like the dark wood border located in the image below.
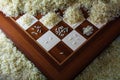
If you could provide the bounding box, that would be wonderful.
[0,12,120,80]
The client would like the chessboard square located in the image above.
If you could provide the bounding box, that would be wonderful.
[62,30,86,51]
[51,21,73,39]
[37,31,60,51]
[26,21,48,40]
[39,12,62,29]
[49,41,73,63]
[63,18,85,29]
[87,18,106,29]
[16,14,38,30]
[76,20,99,39]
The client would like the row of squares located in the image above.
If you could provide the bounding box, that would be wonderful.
[15,13,99,40]
[26,20,98,40]
[37,30,86,51]
[15,13,104,32]
[16,13,84,30]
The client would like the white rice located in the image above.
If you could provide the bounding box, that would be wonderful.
[0,30,46,80]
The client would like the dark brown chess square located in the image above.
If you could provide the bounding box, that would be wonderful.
[55,9,64,17]
[76,20,99,39]
[51,21,73,39]
[80,8,89,18]
[49,41,73,64]
[26,21,48,40]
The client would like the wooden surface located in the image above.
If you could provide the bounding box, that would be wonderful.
[0,12,120,80]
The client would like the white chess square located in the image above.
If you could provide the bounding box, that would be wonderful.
[40,12,62,29]
[63,18,85,29]
[62,30,86,51]
[87,18,106,29]
[16,14,38,30]
[37,31,61,51]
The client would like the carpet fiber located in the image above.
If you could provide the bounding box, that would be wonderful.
[0,29,120,80]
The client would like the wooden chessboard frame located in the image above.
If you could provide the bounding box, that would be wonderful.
[0,12,120,80]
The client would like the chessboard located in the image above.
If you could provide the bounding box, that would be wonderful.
[0,8,120,80]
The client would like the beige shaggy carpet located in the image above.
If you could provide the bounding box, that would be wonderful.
[0,29,120,80]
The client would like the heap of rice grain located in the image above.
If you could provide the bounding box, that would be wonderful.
[0,0,75,17]
[89,0,120,24]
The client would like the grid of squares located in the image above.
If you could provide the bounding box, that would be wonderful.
[12,8,103,64]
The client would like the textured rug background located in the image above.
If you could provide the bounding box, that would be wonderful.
[0,29,120,80]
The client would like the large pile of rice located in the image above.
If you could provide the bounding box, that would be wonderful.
[89,0,120,24]
[0,0,120,24]
[0,30,46,80]
[0,0,75,16]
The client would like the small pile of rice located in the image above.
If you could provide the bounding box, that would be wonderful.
[40,12,61,29]
[63,5,84,25]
